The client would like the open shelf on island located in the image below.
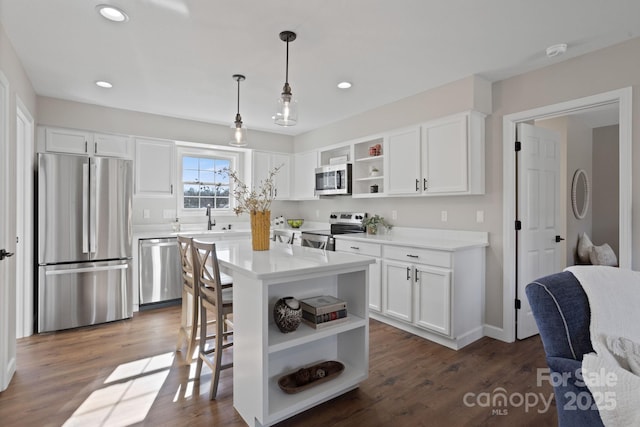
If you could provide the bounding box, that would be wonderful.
[268,314,366,354]
[268,359,366,421]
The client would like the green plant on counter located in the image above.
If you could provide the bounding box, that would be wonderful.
[361,214,392,235]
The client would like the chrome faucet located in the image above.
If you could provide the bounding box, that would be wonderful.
[206,204,216,230]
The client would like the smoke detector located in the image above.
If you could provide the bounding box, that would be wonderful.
[546,43,567,58]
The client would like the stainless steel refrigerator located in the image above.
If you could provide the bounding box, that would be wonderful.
[37,153,133,332]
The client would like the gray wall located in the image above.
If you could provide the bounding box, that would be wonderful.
[292,36,640,331]
[592,125,620,257]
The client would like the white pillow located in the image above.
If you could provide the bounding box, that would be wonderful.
[589,243,618,266]
[577,232,594,264]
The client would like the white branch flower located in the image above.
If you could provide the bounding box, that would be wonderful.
[224,165,282,215]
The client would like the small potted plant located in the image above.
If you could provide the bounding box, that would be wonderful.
[361,214,392,235]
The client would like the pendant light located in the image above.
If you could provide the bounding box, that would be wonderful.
[230,74,248,147]
[274,31,298,126]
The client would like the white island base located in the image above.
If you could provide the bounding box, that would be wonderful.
[209,239,373,427]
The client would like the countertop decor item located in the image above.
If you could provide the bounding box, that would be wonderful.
[278,361,345,393]
[361,214,392,235]
[287,219,304,228]
[273,296,302,333]
[226,165,282,250]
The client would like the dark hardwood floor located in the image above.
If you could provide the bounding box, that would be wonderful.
[0,306,556,426]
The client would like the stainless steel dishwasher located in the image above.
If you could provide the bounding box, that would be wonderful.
[139,237,182,307]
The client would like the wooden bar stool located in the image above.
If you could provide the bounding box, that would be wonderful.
[175,236,231,363]
[191,239,234,400]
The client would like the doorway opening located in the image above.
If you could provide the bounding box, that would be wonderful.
[502,87,632,343]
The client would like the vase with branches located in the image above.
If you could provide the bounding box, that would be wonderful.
[225,165,282,250]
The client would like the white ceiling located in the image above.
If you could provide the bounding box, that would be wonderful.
[1,1,639,136]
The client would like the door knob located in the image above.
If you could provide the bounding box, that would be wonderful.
[0,249,15,261]
[555,235,565,243]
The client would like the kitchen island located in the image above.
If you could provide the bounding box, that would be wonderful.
[196,238,374,427]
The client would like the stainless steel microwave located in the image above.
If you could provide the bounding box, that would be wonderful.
[315,164,352,195]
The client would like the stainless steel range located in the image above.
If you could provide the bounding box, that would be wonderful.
[300,212,366,251]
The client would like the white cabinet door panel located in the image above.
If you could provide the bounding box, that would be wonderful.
[383,260,412,322]
[94,133,131,158]
[414,266,451,336]
[386,127,421,195]
[422,115,468,193]
[45,128,89,155]
[135,138,175,197]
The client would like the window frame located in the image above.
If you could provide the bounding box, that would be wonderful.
[175,145,240,217]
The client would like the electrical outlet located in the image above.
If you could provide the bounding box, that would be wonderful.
[476,210,484,223]
[392,210,397,220]
[163,209,175,219]
[441,210,448,222]
[143,209,150,219]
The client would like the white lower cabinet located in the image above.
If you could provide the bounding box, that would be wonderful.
[382,258,451,337]
[334,240,382,312]
[382,260,414,322]
[414,265,451,336]
[379,242,484,349]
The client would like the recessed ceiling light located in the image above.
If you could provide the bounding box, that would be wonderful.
[337,81,352,89]
[96,4,129,22]
[95,80,113,88]
[546,43,567,58]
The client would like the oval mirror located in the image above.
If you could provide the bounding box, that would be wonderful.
[571,169,590,219]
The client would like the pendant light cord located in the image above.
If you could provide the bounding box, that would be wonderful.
[236,77,241,114]
[285,38,289,85]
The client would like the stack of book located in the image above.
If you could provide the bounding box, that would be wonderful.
[299,295,348,329]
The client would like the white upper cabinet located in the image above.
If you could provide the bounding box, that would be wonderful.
[252,151,291,200]
[292,150,318,200]
[421,112,483,194]
[134,137,175,197]
[44,127,90,155]
[386,126,421,195]
[43,127,131,158]
[93,133,130,158]
[385,111,485,197]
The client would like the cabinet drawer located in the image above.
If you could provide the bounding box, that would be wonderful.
[335,240,382,257]
[383,245,451,268]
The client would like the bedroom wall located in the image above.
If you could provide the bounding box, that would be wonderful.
[592,125,620,258]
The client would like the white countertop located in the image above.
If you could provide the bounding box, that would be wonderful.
[333,227,489,251]
[195,238,373,280]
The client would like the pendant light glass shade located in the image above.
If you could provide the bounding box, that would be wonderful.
[230,74,248,147]
[274,31,298,127]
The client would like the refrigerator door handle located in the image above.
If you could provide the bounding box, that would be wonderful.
[82,162,89,253]
[89,159,97,254]
[45,264,128,275]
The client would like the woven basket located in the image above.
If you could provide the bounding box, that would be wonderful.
[250,210,271,251]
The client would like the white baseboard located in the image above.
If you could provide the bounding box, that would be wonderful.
[483,324,511,343]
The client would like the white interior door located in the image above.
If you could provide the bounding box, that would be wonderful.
[0,71,16,391]
[516,123,563,340]
[16,98,34,338]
